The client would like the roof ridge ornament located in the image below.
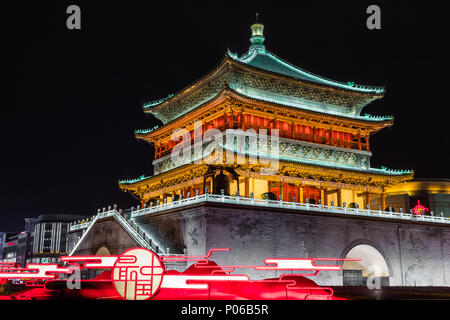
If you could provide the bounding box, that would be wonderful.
[250,15,265,52]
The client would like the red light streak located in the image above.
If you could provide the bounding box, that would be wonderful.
[0,248,358,300]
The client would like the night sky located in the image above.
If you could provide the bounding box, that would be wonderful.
[3,1,449,231]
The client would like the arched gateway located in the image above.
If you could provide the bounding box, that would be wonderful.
[95,246,110,256]
[342,244,390,286]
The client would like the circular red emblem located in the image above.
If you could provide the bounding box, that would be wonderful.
[112,248,164,300]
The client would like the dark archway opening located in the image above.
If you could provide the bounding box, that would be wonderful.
[213,171,230,195]
[261,192,277,200]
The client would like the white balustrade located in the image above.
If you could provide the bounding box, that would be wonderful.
[69,195,450,238]
[127,193,450,225]
[68,208,161,255]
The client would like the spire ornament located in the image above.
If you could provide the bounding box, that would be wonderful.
[250,15,265,52]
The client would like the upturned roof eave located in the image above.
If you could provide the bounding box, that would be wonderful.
[142,54,233,111]
[119,158,413,190]
[135,84,393,141]
[230,49,386,96]
[142,52,385,114]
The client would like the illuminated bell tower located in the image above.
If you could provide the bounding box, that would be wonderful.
[120,21,413,210]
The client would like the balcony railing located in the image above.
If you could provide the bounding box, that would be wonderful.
[129,192,450,225]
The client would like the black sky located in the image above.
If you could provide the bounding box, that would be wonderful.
[3,1,449,231]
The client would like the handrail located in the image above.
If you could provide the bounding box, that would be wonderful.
[68,215,99,256]
[112,209,160,253]
[68,209,162,255]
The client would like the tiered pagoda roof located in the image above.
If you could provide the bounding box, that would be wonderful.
[230,49,384,95]
[136,85,392,142]
[143,23,389,126]
[119,21,412,192]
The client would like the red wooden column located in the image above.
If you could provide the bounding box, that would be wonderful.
[321,187,328,205]
[320,187,325,205]
[290,122,295,139]
[366,192,371,209]
[230,110,234,129]
[154,144,159,160]
[381,192,386,211]
[244,177,249,198]
[211,172,216,194]
[337,189,342,207]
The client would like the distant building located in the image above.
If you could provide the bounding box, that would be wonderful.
[31,214,88,263]
[0,214,88,266]
[371,178,450,216]
[0,232,17,263]
[0,232,7,260]
[0,219,36,266]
